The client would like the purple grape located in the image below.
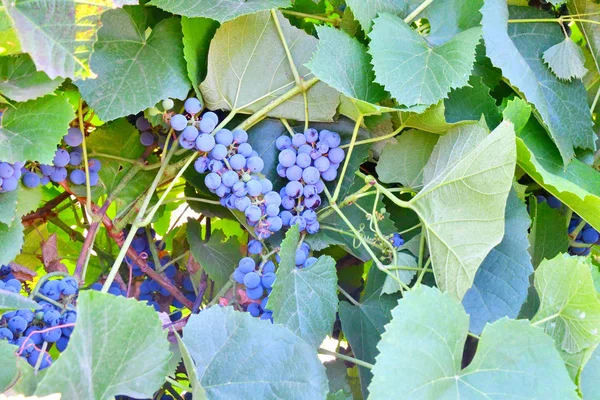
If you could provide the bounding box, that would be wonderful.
[238,143,253,157]
[247,302,261,317]
[314,156,330,172]
[232,129,248,144]
[215,129,233,146]
[170,114,187,131]
[246,156,264,173]
[260,178,272,193]
[267,216,282,231]
[23,172,40,188]
[196,134,216,152]
[88,158,101,173]
[328,147,345,163]
[239,257,256,272]
[210,144,228,160]
[205,173,221,190]
[296,153,311,168]
[279,149,296,167]
[50,167,67,183]
[182,126,199,141]
[88,172,99,186]
[243,272,261,289]
[286,181,303,198]
[136,117,152,131]
[184,98,202,114]
[304,128,318,143]
[285,165,302,181]
[292,133,306,147]
[325,132,341,147]
[229,154,246,170]
[245,205,262,222]
[264,191,282,207]
[302,166,320,185]
[276,135,292,150]
[222,170,239,187]
[53,149,70,167]
[321,166,338,181]
[246,179,262,197]
[306,221,320,234]
[277,163,287,178]
[70,169,86,185]
[0,162,13,179]
[140,131,156,146]
[64,127,83,146]
[304,195,321,209]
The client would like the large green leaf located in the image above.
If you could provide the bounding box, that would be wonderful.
[443,75,501,128]
[462,190,533,334]
[0,341,22,393]
[0,54,62,102]
[148,0,289,23]
[0,289,40,312]
[481,1,594,165]
[408,120,516,300]
[369,286,578,399]
[0,221,23,266]
[306,26,387,116]
[0,189,19,226]
[187,221,240,290]
[368,13,481,108]
[1,0,136,80]
[77,7,190,122]
[35,291,171,398]
[175,333,207,400]
[200,11,338,121]
[0,9,21,56]
[181,17,219,98]
[182,306,328,399]
[532,254,600,354]
[0,94,73,164]
[581,344,600,400]
[568,0,600,84]
[528,200,569,268]
[542,37,588,81]
[345,0,408,33]
[268,226,338,348]
[376,129,439,190]
[338,266,399,399]
[85,119,156,209]
[517,118,600,231]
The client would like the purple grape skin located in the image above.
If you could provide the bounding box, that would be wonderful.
[216,129,233,146]
[302,166,320,185]
[70,169,86,185]
[276,135,292,150]
[170,114,188,131]
[184,98,202,114]
[246,156,264,173]
[196,134,216,152]
[136,117,152,131]
[278,149,296,167]
[22,172,40,188]
[328,147,345,163]
[140,131,156,146]
[64,127,83,146]
[88,158,101,173]
[0,162,13,179]
[53,149,70,167]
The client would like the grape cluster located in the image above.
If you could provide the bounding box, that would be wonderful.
[275,128,345,234]
[390,233,405,248]
[536,194,598,256]
[0,274,78,370]
[0,127,102,192]
[90,281,127,296]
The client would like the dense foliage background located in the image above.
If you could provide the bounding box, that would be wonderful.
[0,0,599,398]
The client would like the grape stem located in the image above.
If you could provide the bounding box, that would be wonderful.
[272,9,302,87]
[355,171,411,208]
[332,115,363,202]
[78,98,92,214]
[532,313,560,327]
[338,285,360,307]
[279,9,341,25]
[404,0,435,24]
[318,348,374,370]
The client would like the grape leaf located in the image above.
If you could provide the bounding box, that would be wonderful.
[0,9,21,56]
[0,221,23,266]
[0,189,18,226]
[246,118,287,189]
[324,359,351,396]
[0,54,62,102]
[528,200,569,268]
[532,254,600,354]
[338,266,399,399]
[0,289,40,312]
[376,129,439,190]
[417,0,483,46]
[200,11,338,121]
[399,102,468,134]
[581,344,600,400]
[481,1,594,165]
[568,0,600,82]
[381,252,417,294]
[182,306,328,399]
[181,17,219,98]
[77,7,190,122]
[187,221,240,290]
[368,13,481,108]
[0,341,20,393]
[306,26,388,116]
[174,332,207,400]
[462,190,533,335]
[517,118,600,231]
[409,120,516,300]
[35,291,171,398]
[268,226,338,348]
[369,286,578,399]
[345,0,409,33]
[148,0,289,23]
[0,94,73,164]
[543,37,588,80]
[1,0,136,80]
[443,75,501,128]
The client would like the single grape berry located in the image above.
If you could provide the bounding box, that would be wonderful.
[64,127,83,147]
[184,98,202,114]
[170,114,188,131]
[22,172,40,188]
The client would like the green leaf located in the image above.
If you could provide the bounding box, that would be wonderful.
[338,266,400,398]
[148,0,289,23]
[0,189,19,226]
[369,286,578,399]
[181,17,219,98]
[0,289,40,312]
[543,37,588,80]
[200,11,338,121]
[376,129,439,190]
[0,9,21,56]
[324,360,351,397]
[0,94,73,164]
[268,226,338,348]
[532,254,600,354]
[417,0,483,46]
[502,96,532,134]
[35,291,171,398]
[399,102,467,134]
[516,118,600,231]
[481,1,594,165]
[182,306,328,399]
[462,190,533,335]
[187,221,241,290]
[345,0,408,33]
[77,7,190,122]
[368,13,481,108]
[1,0,136,80]
[568,0,600,93]
[381,252,417,295]
[307,26,386,115]
[174,332,207,400]
[581,344,600,400]
[0,54,62,102]
[529,200,569,268]
[409,120,516,300]
[0,221,23,265]
[0,341,19,392]
[443,75,502,128]
[84,119,155,210]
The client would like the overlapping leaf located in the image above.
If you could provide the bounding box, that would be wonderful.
[481,1,594,164]
[268,226,338,348]
[200,11,339,121]
[528,200,569,268]
[462,190,533,334]
[368,13,481,108]
[543,38,588,80]
[0,221,23,266]
[77,7,189,121]
[581,345,600,400]
[0,54,62,102]
[0,94,73,164]
[148,0,289,23]
[0,289,40,312]
[1,0,137,80]
[181,17,219,97]
[532,254,600,354]
[369,286,578,399]
[181,306,328,399]
[409,120,516,300]
[35,291,171,399]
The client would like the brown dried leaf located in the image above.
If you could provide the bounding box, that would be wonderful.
[41,234,67,273]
